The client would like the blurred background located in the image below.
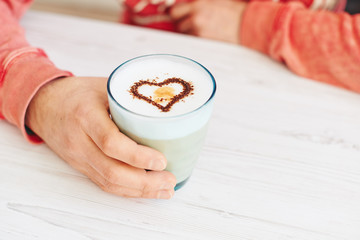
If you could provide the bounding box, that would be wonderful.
[29,0,360,21]
[31,0,120,22]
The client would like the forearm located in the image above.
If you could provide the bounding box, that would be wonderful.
[0,0,72,142]
[241,1,360,93]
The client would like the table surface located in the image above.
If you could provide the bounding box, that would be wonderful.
[1,10,360,240]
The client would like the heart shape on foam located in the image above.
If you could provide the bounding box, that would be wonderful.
[129,77,194,112]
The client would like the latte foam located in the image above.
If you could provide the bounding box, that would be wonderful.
[109,55,214,117]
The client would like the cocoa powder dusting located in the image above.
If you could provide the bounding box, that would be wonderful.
[129,77,194,112]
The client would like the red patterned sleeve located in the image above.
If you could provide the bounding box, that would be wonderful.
[0,0,72,143]
[241,1,360,92]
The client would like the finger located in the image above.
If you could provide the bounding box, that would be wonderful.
[82,138,176,198]
[89,167,175,199]
[170,3,194,21]
[176,17,195,33]
[80,102,167,171]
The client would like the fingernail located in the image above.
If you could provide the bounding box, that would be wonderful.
[157,190,173,199]
[151,158,166,170]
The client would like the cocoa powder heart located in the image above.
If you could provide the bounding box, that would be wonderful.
[129,78,194,112]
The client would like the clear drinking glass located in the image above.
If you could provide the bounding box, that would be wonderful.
[107,54,216,190]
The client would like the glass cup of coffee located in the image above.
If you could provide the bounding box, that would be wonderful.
[107,54,216,190]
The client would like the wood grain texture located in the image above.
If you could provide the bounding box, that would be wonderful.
[1,10,360,240]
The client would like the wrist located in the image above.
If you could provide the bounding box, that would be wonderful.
[25,76,71,137]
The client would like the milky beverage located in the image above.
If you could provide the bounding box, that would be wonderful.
[107,55,216,190]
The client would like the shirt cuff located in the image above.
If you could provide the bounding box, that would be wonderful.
[1,48,72,143]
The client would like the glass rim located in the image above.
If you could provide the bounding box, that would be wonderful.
[107,54,217,119]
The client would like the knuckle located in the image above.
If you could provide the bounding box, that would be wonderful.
[74,104,92,126]
[100,183,141,198]
[74,104,88,119]
[100,181,116,194]
[140,191,149,198]
[100,133,115,156]
[134,173,149,193]
[129,153,142,167]
[141,177,150,192]
[102,167,119,184]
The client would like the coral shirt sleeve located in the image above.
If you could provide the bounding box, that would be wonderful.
[241,1,360,93]
[0,0,72,143]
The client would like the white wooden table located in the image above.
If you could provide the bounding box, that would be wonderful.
[1,10,360,240]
